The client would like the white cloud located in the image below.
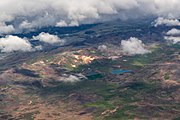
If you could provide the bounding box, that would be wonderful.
[0,35,32,53]
[34,45,43,51]
[153,0,180,18]
[33,32,65,45]
[166,28,180,35]
[0,0,180,33]
[164,28,180,44]
[61,75,81,82]
[56,20,79,27]
[69,21,79,27]
[98,45,108,51]
[0,22,15,35]
[0,0,138,31]
[154,17,180,27]
[121,37,150,55]
[164,36,180,44]
[0,32,66,53]
[56,20,68,27]
[19,20,34,29]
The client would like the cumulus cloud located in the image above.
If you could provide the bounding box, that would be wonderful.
[0,35,32,53]
[121,37,150,55]
[34,45,43,51]
[19,20,34,30]
[98,45,108,51]
[61,75,81,82]
[0,0,179,33]
[0,31,65,53]
[33,32,65,45]
[164,28,180,44]
[166,28,180,35]
[164,36,180,44]
[56,20,68,27]
[154,17,180,27]
[0,22,15,35]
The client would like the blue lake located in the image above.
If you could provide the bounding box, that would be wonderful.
[111,69,133,74]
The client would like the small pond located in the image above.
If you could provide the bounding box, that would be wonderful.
[86,72,103,80]
[111,69,133,75]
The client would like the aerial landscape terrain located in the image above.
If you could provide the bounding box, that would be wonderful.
[0,0,180,120]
